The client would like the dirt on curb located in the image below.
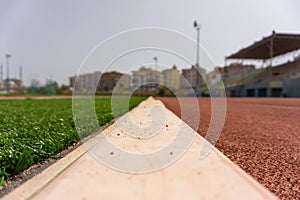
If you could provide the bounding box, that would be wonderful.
[156,97,300,200]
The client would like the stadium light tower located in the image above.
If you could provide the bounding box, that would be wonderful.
[5,53,12,93]
[153,57,158,70]
[153,56,158,89]
[193,21,201,96]
[193,20,201,67]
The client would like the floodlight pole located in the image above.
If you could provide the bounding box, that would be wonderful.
[153,57,158,89]
[196,26,200,68]
[5,54,11,93]
[194,20,201,96]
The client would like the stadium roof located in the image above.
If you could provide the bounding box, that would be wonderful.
[226,31,300,60]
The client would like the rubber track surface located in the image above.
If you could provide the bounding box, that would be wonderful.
[156,97,300,200]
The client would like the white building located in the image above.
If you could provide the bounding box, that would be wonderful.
[206,68,222,85]
[162,65,181,90]
[180,65,206,89]
[71,71,102,91]
[116,74,131,89]
[132,67,163,89]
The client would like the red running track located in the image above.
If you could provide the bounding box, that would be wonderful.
[156,97,300,200]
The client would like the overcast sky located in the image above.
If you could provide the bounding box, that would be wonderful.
[0,0,300,86]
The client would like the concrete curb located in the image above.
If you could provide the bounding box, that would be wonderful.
[3,97,278,200]
[2,144,87,200]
